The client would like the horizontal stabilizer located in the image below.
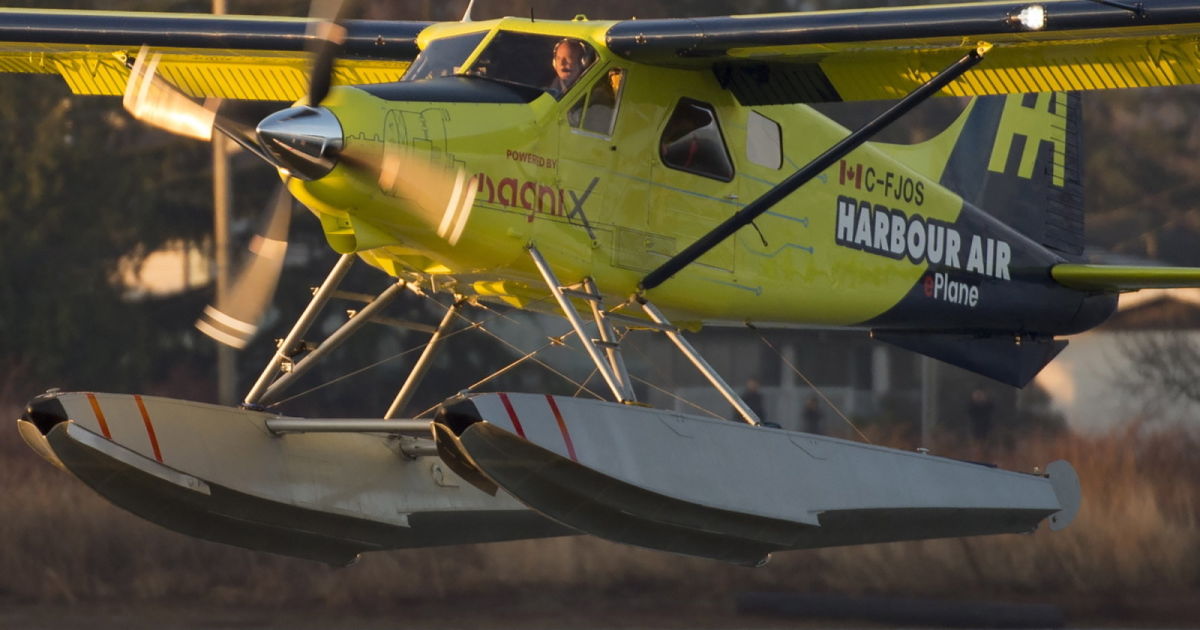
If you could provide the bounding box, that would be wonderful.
[1052,263,1200,291]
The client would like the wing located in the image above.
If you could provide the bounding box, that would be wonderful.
[0,9,431,100]
[606,0,1200,103]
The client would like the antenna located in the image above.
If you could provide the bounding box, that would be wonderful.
[461,0,476,22]
[530,8,535,22]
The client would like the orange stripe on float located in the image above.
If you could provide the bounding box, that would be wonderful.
[85,393,112,439]
[497,393,526,438]
[545,395,577,461]
[133,395,163,463]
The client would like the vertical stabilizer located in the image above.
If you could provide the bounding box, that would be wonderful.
[940,92,1084,257]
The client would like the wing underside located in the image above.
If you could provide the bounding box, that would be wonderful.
[0,9,430,100]
[606,0,1200,103]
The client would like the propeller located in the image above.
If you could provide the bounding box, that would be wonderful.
[122,1,350,349]
[194,183,293,349]
[306,0,350,107]
[372,145,479,246]
[122,0,473,348]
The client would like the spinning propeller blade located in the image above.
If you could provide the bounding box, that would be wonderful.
[123,48,215,141]
[195,184,293,350]
[123,45,277,163]
[370,145,479,246]
[125,0,355,349]
[126,0,470,347]
[306,0,350,107]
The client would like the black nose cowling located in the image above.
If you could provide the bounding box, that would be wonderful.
[256,106,344,181]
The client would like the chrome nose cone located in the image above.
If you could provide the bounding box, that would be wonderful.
[256,106,344,181]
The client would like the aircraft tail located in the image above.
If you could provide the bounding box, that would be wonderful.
[870,93,1086,387]
[923,92,1085,258]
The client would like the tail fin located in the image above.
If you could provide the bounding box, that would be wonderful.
[939,92,1084,258]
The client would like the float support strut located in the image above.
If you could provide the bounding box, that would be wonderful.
[384,301,463,419]
[244,253,355,407]
[529,245,634,403]
[640,299,760,425]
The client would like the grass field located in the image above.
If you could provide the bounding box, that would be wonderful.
[1,388,1197,623]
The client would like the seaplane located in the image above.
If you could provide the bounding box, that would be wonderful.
[8,0,1200,567]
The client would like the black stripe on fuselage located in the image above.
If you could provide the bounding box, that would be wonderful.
[861,199,1115,335]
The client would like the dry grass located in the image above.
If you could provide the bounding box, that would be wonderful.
[2,387,1197,618]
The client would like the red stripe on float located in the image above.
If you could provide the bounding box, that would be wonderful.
[545,395,577,461]
[133,395,163,463]
[85,393,112,439]
[497,393,526,438]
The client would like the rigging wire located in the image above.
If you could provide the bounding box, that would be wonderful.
[452,302,607,397]
[410,329,597,419]
[266,326,458,407]
[750,325,873,444]
[571,326,630,398]
[629,373,725,421]
[265,292,545,407]
[619,330,727,421]
[406,296,610,418]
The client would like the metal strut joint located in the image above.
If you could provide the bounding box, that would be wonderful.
[243,253,356,407]
[528,245,635,404]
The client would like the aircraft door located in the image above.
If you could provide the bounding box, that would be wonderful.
[650,98,739,274]
[553,66,629,268]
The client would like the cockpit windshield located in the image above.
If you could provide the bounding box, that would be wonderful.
[464,32,596,98]
[401,32,488,82]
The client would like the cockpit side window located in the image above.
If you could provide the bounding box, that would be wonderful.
[402,32,488,82]
[568,67,626,136]
[466,32,596,98]
[660,99,735,182]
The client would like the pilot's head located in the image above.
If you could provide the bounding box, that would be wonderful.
[553,39,585,86]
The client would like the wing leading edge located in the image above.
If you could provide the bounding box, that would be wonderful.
[0,9,432,100]
[606,0,1200,103]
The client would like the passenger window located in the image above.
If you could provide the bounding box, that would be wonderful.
[746,111,782,170]
[660,99,734,181]
[568,68,626,136]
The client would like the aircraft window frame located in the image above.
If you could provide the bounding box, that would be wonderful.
[746,111,783,170]
[463,31,597,99]
[567,67,626,137]
[659,98,736,182]
[401,31,489,82]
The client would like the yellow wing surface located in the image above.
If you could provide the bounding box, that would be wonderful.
[7,2,1200,103]
[0,9,429,99]
[605,0,1200,103]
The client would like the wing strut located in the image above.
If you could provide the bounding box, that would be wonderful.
[639,43,992,292]
[528,245,636,404]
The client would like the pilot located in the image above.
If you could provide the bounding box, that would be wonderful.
[549,39,586,96]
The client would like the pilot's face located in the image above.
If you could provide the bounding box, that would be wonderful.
[553,43,582,83]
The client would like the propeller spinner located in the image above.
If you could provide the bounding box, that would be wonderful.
[256,106,344,181]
